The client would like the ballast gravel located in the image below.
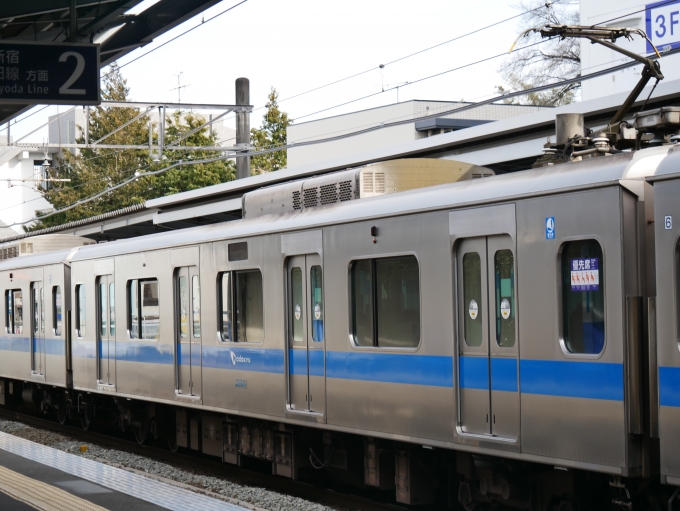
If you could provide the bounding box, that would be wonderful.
[0,417,347,511]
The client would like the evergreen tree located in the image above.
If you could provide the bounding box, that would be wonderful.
[29,63,235,230]
[250,88,292,174]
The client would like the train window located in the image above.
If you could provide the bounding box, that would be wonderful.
[5,289,23,335]
[310,265,324,342]
[494,250,515,348]
[234,270,263,343]
[192,276,201,338]
[463,253,483,347]
[127,279,160,340]
[219,270,263,343]
[561,240,605,355]
[52,286,62,336]
[291,267,303,342]
[351,255,420,348]
[33,287,39,336]
[75,285,85,338]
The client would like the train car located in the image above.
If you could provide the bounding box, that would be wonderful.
[0,139,672,509]
[649,143,680,491]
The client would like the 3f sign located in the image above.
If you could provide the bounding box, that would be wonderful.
[59,51,86,95]
[647,1,680,53]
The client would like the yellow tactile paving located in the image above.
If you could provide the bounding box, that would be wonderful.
[0,464,109,511]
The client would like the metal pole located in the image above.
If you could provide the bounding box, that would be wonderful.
[160,106,165,156]
[84,106,89,145]
[235,77,250,179]
[6,122,9,146]
[69,0,77,42]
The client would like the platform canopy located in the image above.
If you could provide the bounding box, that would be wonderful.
[0,0,224,124]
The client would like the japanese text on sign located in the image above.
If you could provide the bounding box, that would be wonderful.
[646,0,680,53]
[570,258,600,291]
[0,41,99,105]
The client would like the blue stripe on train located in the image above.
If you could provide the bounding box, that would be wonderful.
[289,349,324,377]
[520,359,624,401]
[202,345,284,373]
[325,351,453,387]
[0,336,64,356]
[459,357,518,392]
[659,366,680,407]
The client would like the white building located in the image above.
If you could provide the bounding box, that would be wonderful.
[581,0,680,101]
[287,100,548,168]
[0,146,54,239]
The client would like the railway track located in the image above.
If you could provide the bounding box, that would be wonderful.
[0,406,410,511]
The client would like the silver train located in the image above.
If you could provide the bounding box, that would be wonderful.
[3,111,680,510]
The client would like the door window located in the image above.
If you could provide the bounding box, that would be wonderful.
[109,283,115,336]
[178,276,188,338]
[291,267,304,342]
[53,286,62,336]
[494,250,515,348]
[463,253,483,347]
[192,276,201,338]
[99,282,107,337]
[310,265,324,342]
[75,285,85,338]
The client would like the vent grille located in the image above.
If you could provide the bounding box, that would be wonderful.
[363,172,373,193]
[292,190,301,210]
[374,172,385,193]
[303,187,318,208]
[339,181,352,201]
[320,183,338,205]
[0,247,18,260]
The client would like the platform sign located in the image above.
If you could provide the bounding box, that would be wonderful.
[0,41,99,105]
[646,0,680,54]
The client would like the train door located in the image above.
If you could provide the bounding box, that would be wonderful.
[97,275,115,387]
[31,282,45,376]
[287,254,325,413]
[457,235,519,439]
[175,266,202,399]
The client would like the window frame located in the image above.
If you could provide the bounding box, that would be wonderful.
[348,253,422,351]
[126,278,160,341]
[218,267,264,345]
[557,237,607,359]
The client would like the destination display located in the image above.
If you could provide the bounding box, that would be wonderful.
[0,41,100,105]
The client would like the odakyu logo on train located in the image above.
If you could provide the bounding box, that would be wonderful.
[230,351,251,365]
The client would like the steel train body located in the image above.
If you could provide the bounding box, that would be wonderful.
[0,144,678,509]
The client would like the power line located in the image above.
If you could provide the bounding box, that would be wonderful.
[111,0,249,75]
[275,1,558,108]
[294,38,551,122]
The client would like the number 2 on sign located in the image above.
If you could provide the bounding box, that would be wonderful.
[59,51,86,95]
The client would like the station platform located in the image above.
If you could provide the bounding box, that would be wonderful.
[0,431,250,511]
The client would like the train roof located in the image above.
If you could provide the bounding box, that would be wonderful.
[647,144,680,182]
[0,145,672,268]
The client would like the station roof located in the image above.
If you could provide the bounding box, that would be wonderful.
[9,76,680,243]
[0,0,223,125]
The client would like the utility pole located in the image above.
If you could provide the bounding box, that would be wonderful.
[235,77,250,180]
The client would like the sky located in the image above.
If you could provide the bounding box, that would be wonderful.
[9,0,527,144]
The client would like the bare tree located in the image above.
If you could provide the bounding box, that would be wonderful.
[496,0,580,106]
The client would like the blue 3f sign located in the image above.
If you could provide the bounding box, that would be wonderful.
[647,0,680,54]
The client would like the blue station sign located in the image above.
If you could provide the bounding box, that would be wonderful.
[646,0,680,54]
[0,41,100,105]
